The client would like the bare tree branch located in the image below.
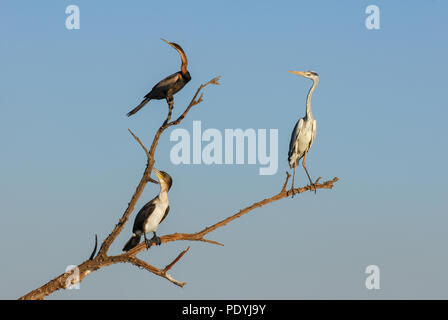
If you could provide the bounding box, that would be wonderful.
[19,171,338,299]
[128,128,150,161]
[128,129,158,184]
[129,175,339,254]
[281,171,291,192]
[163,247,190,273]
[127,255,187,288]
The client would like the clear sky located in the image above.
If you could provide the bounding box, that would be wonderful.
[1,0,447,299]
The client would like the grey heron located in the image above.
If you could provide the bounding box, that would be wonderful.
[288,70,319,196]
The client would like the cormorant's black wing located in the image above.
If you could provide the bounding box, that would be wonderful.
[160,206,170,224]
[132,199,156,233]
[145,72,181,99]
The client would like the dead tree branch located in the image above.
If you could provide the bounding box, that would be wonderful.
[126,174,339,254]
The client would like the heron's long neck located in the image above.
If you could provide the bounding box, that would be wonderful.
[306,79,318,119]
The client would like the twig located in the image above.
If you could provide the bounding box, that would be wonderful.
[128,129,158,184]
[128,128,150,160]
[163,247,190,273]
[281,171,291,192]
[127,256,187,287]
[167,77,221,127]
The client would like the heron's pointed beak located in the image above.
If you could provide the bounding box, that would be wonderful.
[288,70,306,77]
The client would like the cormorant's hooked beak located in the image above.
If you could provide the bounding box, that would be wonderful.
[288,70,307,77]
[161,38,188,74]
[152,168,164,182]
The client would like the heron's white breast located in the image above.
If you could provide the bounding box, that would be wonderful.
[296,120,314,155]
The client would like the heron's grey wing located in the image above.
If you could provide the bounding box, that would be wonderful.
[160,206,170,224]
[132,200,156,233]
[145,72,181,98]
[309,119,317,147]
[288,118,304,159]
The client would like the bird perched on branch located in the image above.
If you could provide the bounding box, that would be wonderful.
[288,70,319,196]
[127,39,191,117]
[122,168,173,251]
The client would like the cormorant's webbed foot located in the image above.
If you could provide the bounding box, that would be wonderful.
[143,233,162,249]
[151,233,162,246]
[144,237,153,250]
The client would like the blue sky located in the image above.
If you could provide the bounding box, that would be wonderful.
[1,0,447,299]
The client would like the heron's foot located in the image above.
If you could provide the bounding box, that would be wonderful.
[311,177,321,194]
[290,186,295,198]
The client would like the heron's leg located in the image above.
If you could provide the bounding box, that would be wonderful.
[143,233,152,250]
[302,152,316,194]
[151,232,162,246]
[291,164,296,198]
[163,96,174,125]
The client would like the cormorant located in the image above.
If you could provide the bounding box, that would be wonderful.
[127,39,191,117]
[122,168,173,251]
